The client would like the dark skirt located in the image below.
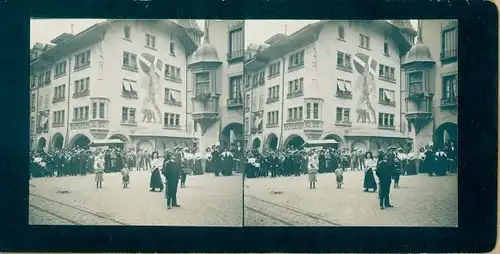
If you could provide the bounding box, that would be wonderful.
[150,168,163,189]
[363,168,377,189]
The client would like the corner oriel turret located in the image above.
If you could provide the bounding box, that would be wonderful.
[402,20,435,134]
[188,20,222,136]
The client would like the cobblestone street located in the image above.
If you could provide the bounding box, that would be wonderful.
[29,171,243,226]
[244,171,458,227]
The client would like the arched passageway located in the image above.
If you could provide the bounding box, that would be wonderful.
[252,138,261,150]
[323,134,342,149]
[351,141,368,152]
[37,137,47,150]
[109,134,129,149]
[69,134,91,148]
[221,122,243,150]
[50,133,64,151]
[155,140,166,155]
[434,122,457,149]
[283,134,305,149]
[136,140,154,153]
[265,133,278,150]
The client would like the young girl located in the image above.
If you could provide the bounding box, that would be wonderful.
[335,167,344,189]
[121,167,130,188]
[308,153,319,189]
[94,152,105,189]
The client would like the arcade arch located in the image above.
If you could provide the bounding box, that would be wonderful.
[68,134,91,148]
[435,122,457,149]
[283,134,305,149]
[49,133,64,151]
[265,133,278,150]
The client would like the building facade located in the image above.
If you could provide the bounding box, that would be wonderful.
[402,20,458,151]
[244,20,417,154]
[187,20,245,152]
[30,19,240,153]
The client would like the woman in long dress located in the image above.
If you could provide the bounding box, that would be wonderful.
[363,151,378,192]
[308,153,319,189]
[149,151,164,192]
[94,152,105,189]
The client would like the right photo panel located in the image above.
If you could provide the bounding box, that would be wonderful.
[243,20,458,227]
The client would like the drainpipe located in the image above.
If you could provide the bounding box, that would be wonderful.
[64,54,72,148]
[278,56,286,149]
[249,73,254,149]
[185,54,189,148]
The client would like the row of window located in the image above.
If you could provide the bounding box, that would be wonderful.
[122,51,182,81]
[122,107,181,127]
[123,25,177,56]
[336,24,391,56]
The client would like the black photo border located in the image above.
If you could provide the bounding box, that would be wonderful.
[0,0,497,252]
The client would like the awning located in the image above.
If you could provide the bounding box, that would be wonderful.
[344,81,352,91]
[90,139,123,146]
[170,90,180,102]
[305,139,338,145]
[345,129,410,139]
[384,90,394,101]
[39,116,48,127]
[337,80,345,91]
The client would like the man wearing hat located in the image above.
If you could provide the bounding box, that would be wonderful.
[375,151,394,209]
[163,148,181,209]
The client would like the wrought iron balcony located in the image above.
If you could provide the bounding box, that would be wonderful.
[192,92,212,103]
[163,124,182,130]
[336,63,353,72]
[227,49,245,62]
[52,96,66,103]
[164,99,182,107]
[440,97,457,107]
[122,90,138,99]
[227,97,243,108]
[266,97,280,104]
[286,90,304,99]
[336,90,352,99]
[407,91,425,102]
[377,124,396,130]
[73,89,90,99]
[379,99,396,107]
[335,120,352,127]
[288,63,304,72]
[440,49,457,62]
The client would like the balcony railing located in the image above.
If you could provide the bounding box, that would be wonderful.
[52,122,64,128]
[440,97,457,107]
[288,63,304,71]
[72,89,90,99]
[120,120,137,127]
[440,49,457,61]
[52,96,66,103]
[336,90,352,99]
[266,123,279,128]
[36,127,49,133]
[122,90,139,99]
[165,75,182,83]
[227,97,243,108]
[407,91,425,102]
[163,124,182,130]
[336,63,353,72]
[164,99,182,107]
[122,64,138,72]
[378,124,396,130]
[378,74,396,83]
[74,62,90,71]
[286,90,304,99]
[335,120,352,127]
[266,97,280,104]
[192,92,212,103]
[379,99,396,107]
[227,49,245,62]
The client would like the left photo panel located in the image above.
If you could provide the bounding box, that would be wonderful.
[29,19,245,226]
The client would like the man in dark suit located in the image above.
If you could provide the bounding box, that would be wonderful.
[376,152,394,210]
[163,150,181,209]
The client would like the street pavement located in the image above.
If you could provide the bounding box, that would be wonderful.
[29,170,243,226]
[244,171,458,227]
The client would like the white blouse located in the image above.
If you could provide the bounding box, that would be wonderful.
[365,158,377,169]
[151,158,164,170]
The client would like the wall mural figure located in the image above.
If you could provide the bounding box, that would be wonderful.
[353,52,378,124]
[138,52,163,124]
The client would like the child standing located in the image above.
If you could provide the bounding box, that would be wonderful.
[121,167,130,188]
[308,153,319,189]
[94,152,105,189]
[335,167,344,189]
